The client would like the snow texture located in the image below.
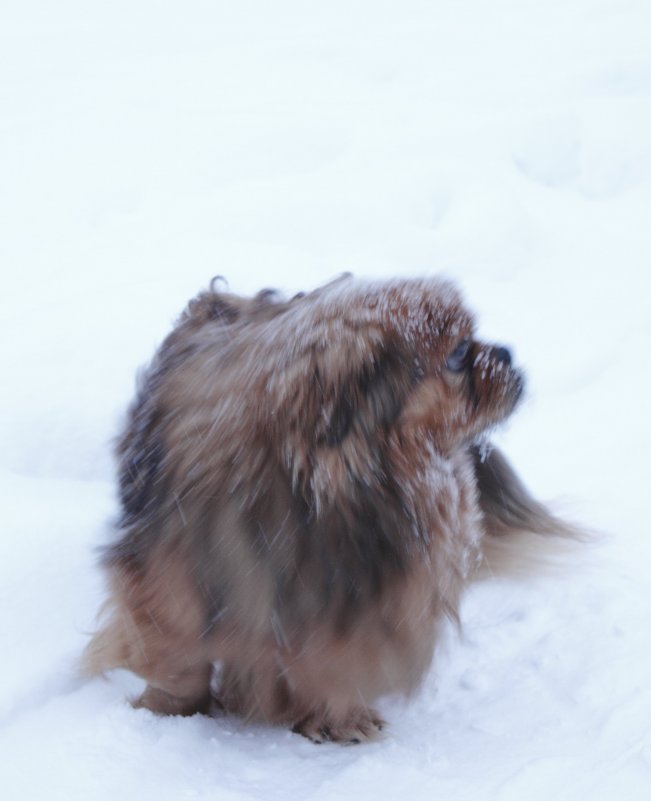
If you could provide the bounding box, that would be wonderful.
[1,1,650,798]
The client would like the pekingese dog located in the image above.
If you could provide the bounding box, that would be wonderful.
[85,275,576,743]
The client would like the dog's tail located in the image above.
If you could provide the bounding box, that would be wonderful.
[471,445,589,579]
[81,600,133,677]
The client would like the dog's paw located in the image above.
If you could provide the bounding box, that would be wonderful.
[292,708,385,744]
[133,684,212,717]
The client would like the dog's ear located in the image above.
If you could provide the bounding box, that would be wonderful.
[317,343,415,448]
[472,445,582,539]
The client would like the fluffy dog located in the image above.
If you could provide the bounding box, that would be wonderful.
[85,275,575,743]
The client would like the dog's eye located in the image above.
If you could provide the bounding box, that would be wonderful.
[446,338,471,372]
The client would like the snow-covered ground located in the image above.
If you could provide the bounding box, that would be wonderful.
[1,1,650,798]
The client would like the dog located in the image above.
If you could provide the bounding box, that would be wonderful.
[85,275,577,743]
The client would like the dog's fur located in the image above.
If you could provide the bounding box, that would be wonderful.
[85,275,576,743]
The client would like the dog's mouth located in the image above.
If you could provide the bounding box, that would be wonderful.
[512,369,525,404]
[467,347,525,429]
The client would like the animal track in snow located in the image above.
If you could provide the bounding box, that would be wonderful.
[513,115,642,199]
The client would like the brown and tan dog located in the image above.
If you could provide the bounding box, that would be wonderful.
[85,275,575,743]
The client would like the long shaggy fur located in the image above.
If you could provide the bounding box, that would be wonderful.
[85,275,576,742]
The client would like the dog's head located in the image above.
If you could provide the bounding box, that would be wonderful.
[160,276,524,512]
[390,289,525,452]
[265,277,523,461]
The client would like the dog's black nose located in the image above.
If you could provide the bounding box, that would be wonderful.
[493,346,512,367]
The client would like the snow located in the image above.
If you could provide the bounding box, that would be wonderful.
[1,0,650,798]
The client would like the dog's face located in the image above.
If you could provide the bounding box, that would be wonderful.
[403,328,525,451]
[272,279,525,465]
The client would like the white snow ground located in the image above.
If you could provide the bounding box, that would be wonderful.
[1,1,650,798]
